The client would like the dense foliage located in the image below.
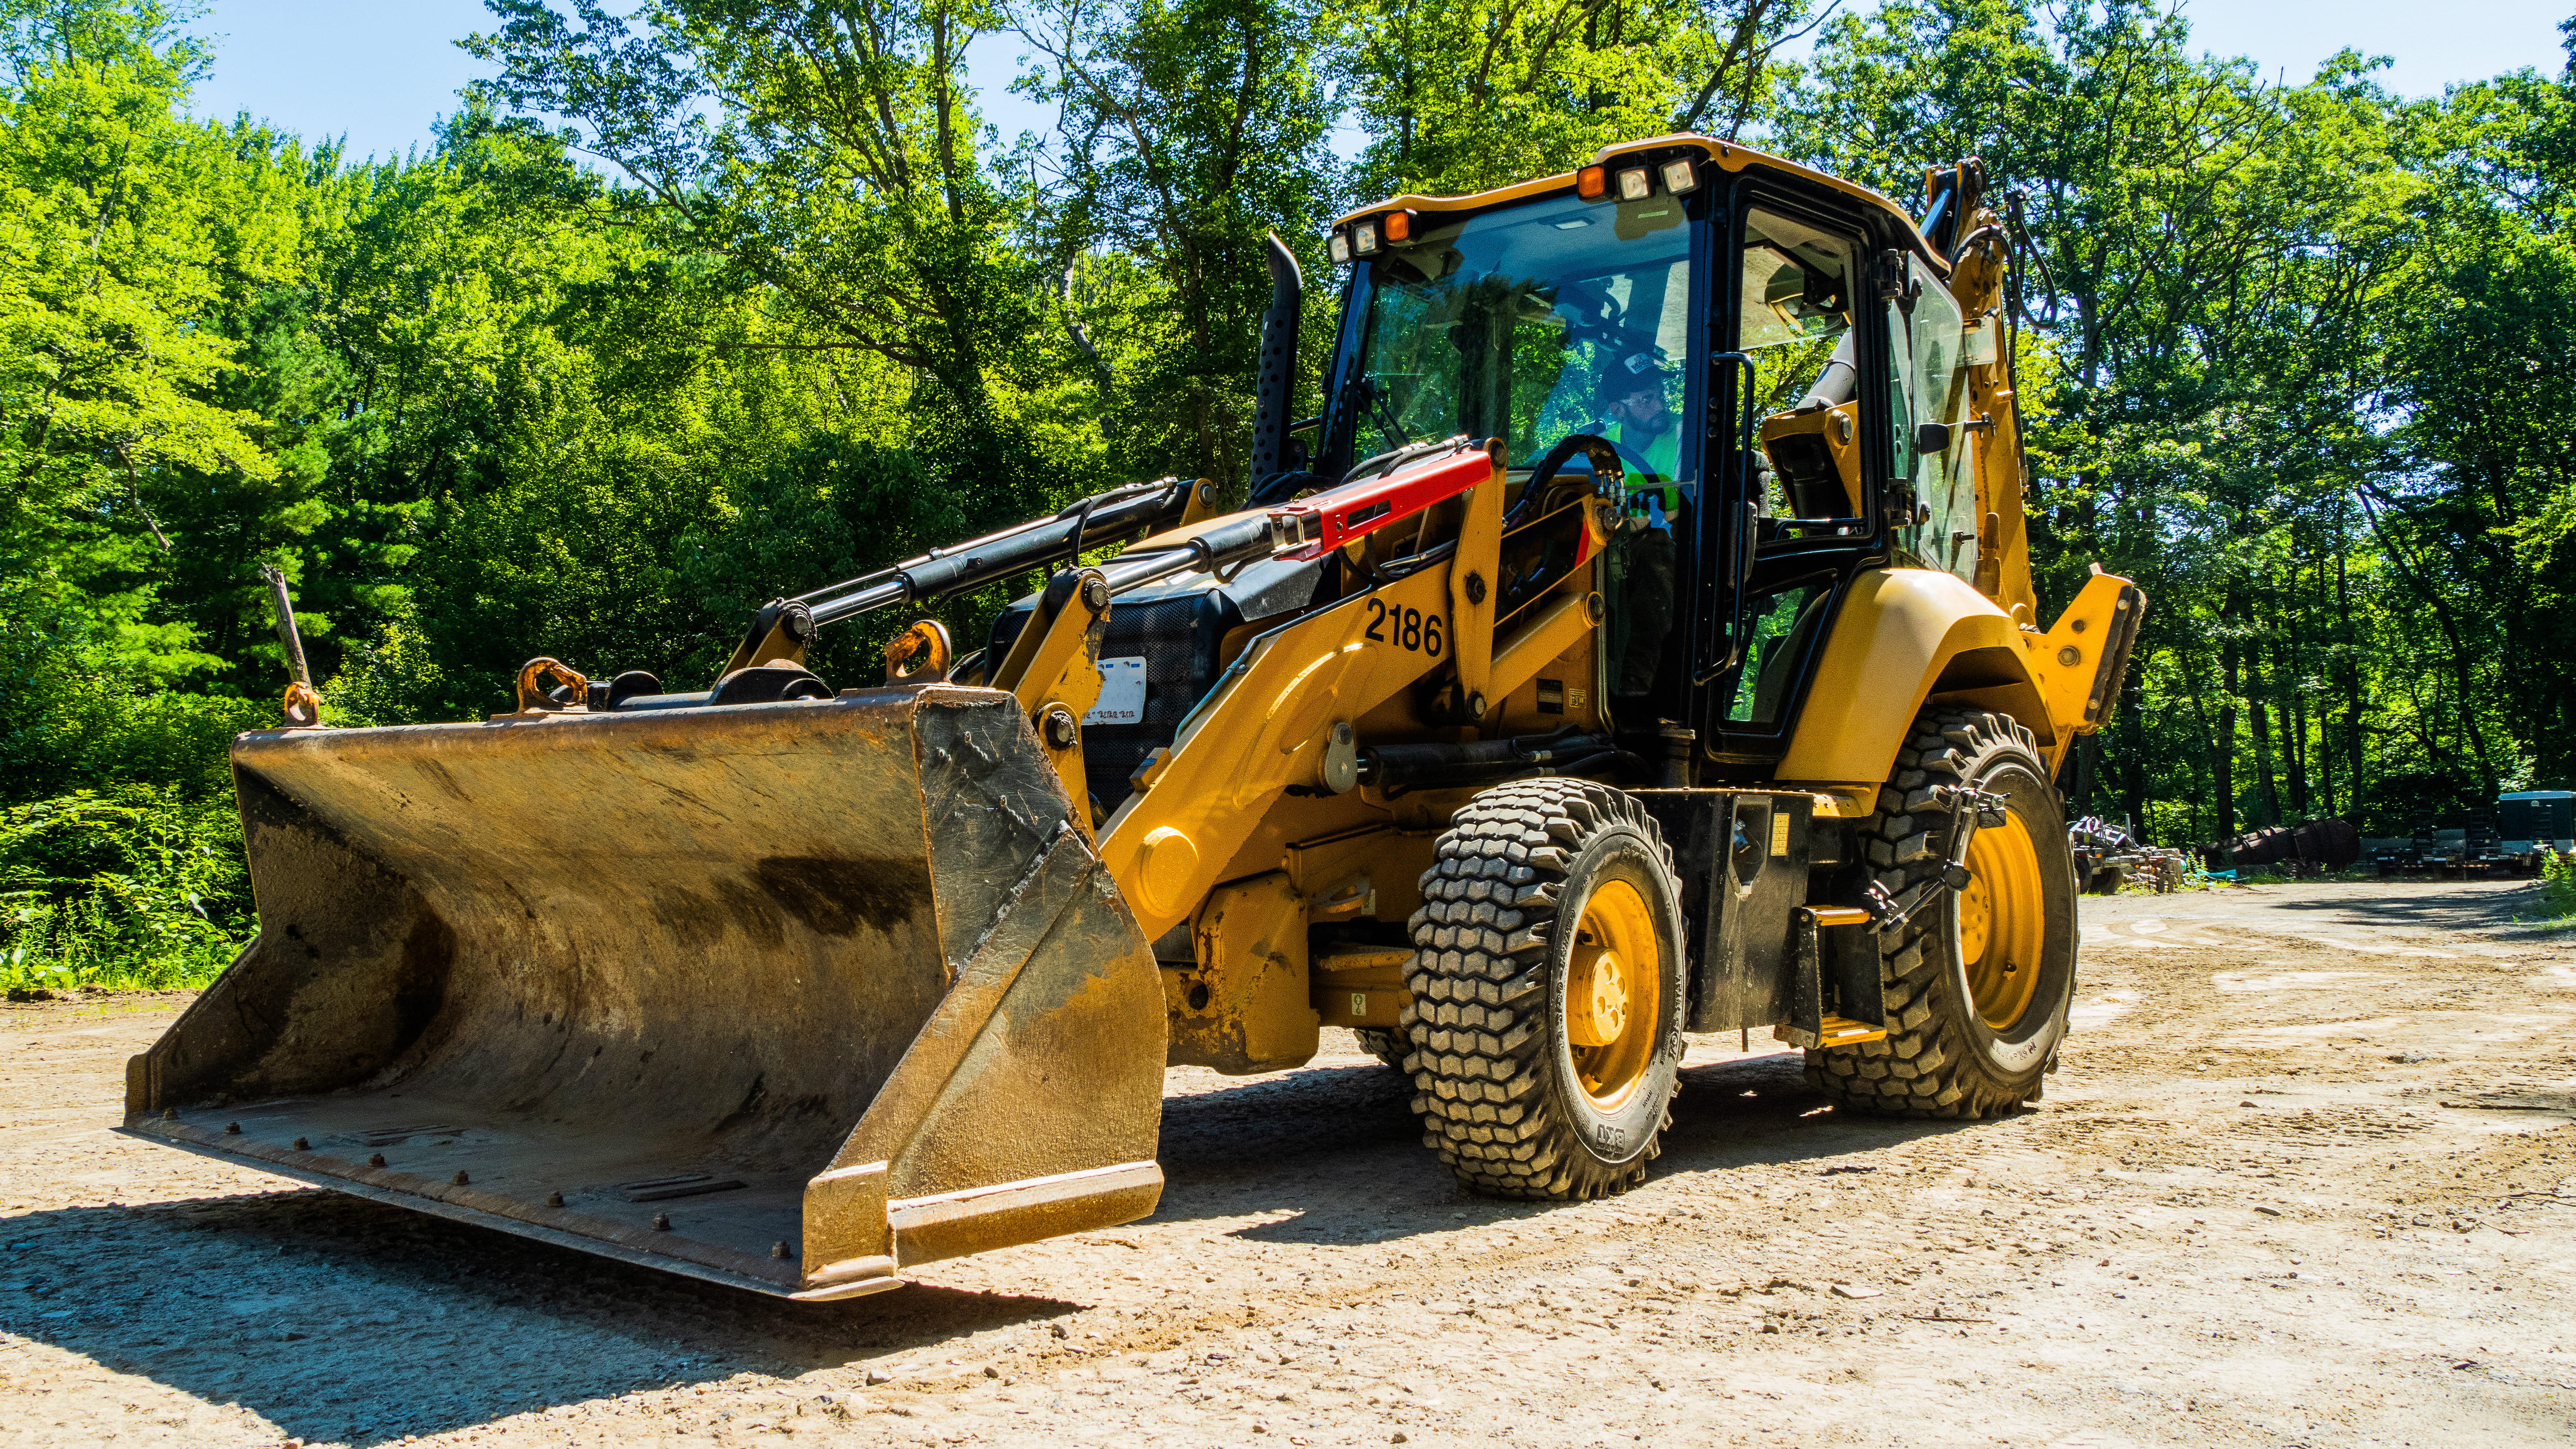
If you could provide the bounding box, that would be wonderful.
[3,0,2570,984]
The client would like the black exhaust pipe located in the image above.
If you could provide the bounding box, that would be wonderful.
[1247,233,1302,496]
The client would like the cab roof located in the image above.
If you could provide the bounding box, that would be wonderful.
[1330,134,1940,265]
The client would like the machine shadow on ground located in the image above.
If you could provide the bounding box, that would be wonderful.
[2269,882,2548,929]
[4,1045,1981,1444]
[1,1188,1081,1446]
[1151,1047,1977,1245]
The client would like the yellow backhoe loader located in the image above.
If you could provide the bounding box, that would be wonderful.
[123,140,2144,1301]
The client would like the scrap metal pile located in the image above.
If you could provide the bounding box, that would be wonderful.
[2068,816,2187,895]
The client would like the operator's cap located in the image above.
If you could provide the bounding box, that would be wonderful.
[1609,348,1674,394]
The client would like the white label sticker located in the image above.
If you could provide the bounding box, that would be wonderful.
[1085,657,1148,725]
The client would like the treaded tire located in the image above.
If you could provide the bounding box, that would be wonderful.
[1808,708,2077,1119]
[1352,1027,1408,1070]
[1403,778,1687,1198]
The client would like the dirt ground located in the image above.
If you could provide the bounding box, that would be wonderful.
[4,878,2573,1449]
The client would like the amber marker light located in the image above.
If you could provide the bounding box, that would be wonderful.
[1384,210,1413,242]
[1577,166,1606,200]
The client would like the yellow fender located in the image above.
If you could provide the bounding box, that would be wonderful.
[1776,568,2043,789]
[1777,567,2144,791]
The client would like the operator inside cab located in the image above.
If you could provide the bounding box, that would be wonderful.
[1327,186,1703,720]
[1592,349,1684,709]
[1593,352,1680,484]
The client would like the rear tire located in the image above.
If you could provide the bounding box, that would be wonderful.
[1404,779,1687,1198]
[1808,709,2076,1119]
[1353,1027,1408,1070]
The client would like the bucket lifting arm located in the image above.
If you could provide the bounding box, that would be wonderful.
[724,476,1199,675]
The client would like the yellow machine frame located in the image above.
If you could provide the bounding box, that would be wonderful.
[120,134,2143,1301]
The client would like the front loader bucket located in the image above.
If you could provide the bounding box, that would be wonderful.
[120,686,1166,1300]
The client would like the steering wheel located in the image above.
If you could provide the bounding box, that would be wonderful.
[1517,431,1649,520]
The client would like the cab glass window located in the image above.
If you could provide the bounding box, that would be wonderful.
[1724,580,1833,726]
[1738,210,1865,522]
[1893,257,1973,580]
[1346,190,1695,481]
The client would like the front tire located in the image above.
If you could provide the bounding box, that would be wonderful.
[1809,709,2077,1118]
[1404,779,1687,1198]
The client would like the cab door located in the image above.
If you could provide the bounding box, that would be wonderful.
[1889,253,1978,583]
[1696,192,1897,777]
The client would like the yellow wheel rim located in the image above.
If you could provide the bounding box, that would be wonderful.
[1956,807,2045,1030]
[1565,878,1661,1111]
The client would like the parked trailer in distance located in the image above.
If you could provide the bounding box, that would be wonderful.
[2498,791,2573,873]
[2380,802,2546,878]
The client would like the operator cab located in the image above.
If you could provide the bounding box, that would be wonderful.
[984,139,1984,815]
[1306,138,1982,782]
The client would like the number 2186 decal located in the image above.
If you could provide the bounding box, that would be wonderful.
[1363,599,1443,656]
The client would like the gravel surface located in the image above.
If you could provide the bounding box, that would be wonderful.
[3,878,2572,1447]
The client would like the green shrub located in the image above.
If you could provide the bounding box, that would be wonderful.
[2542,851,2576,921]
[0,787,254,990]
[0,580,274,805]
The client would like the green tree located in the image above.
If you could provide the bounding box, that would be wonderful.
[0,0,274,684]
[1332,0,1811,198]
[467,0,1059,439]
[1772,0,2457,840]
[1011,0,1342,491]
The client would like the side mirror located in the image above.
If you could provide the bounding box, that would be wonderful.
[1914,421,1953,455]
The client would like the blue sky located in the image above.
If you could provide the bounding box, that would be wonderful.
[180,0,2574,164]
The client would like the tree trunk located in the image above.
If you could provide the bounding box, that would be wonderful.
[2336,496,2365,824]
[2182,644,2219,845]
[2217,633,2240,841]
[2281,624,2310,819]
[2117,660,2149,839]
[2250,674,2280,828]
[2358,488,2498,797]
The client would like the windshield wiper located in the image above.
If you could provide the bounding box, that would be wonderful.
[1350,373,1414,453]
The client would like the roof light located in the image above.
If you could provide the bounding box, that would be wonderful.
[1660,157,1699,195]
[1576,166,1606,201]
[1616,167,1652,202]
[1353,221,1380,256]
[1329,231,1351,265]
[1384,209,1413,243]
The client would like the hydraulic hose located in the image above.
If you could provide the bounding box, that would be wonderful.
[794,477,1189,629]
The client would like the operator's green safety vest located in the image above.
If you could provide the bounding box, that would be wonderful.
[1601,418,1683,523]
[1602,418,1680,482]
